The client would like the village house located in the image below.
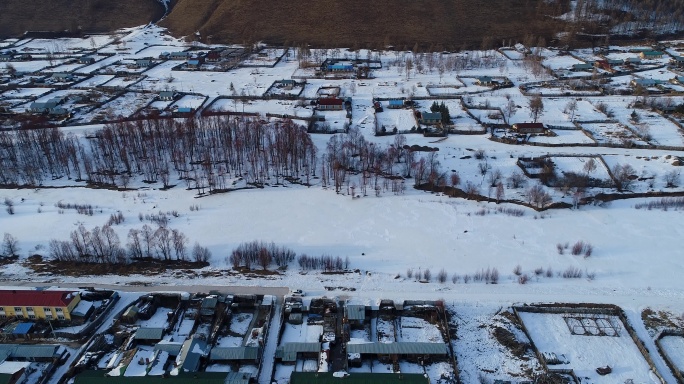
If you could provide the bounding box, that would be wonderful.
[169,51,190,60]
[420,112,442,125]
[0,53,14,62]
[159,91,178,101]
[317,97,344,111]
[670,56,684,68]
[476,76,494,86]
[640,50,664,60]
[28,96,66,114]
[19,54,32,61]
[78,56,95,65]
[571,63,594,72]
[630,78,660,88]
[0,290,81,321]
[187,58,203,69]
[135,59,152,68]
[52,73,74,82]
[625,57,642,66]
[205,50,222,62]
[511,122,546,134]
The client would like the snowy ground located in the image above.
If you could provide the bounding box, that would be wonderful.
[659,335,684,373]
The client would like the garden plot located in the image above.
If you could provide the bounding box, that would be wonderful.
[170,95,207,110]
[123,346,155,376]
[376,317,396,343]
[242,49,286,67]
[581,122,648,145]
[426,85,462,96]
[92,92,157,120]
[230,312,254,336]
[1,87,53,99]
[43,63,85,73]
[265,81,305,97]
[102,76,144,89]
[397,316,443,343]
[541,53,586,72]
[74,75,115,88]
[543,98,607,123]
[375,109,417,132]
[466,108,505,125]
[207,99,313,118]
[280,315,323,343]
[621,113,684,147]
[659,335,684,373]
[452,305,542,384]
[518,311,654,384]
[136,307,172,328]
[131,45,177,59]
[0,60,64,73]
[80,56,121,74]
[314,110,349,132]
[452,114,485,133]
[549,156,612,183]
[528,129,595,145]
[146,100,173,111]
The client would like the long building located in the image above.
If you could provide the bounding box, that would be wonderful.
[0,290,81,321]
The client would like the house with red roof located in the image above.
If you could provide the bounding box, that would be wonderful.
[0,290,81,321]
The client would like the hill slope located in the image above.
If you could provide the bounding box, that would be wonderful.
[0,0,164,37]
[160,0,567,49]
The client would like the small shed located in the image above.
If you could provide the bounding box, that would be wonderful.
[317,97,344,110]
[388,99,404,109]
[275,342,320,362]
[640,50,664,59]
[224,372,251,384]
[12,323,34,337]
[134,327,165,342]
[121,305,139,323]
[159,91,177,101]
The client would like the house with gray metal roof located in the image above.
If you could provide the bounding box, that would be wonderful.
[290,372,430,384]
[134,327,164,342]
[209,346,260,362]
[275,342,320,362]
[175,338,206,373]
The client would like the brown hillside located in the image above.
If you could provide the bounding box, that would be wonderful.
[160,0,568,49]
[0,0,164,37]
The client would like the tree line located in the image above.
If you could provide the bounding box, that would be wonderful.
[0,116,316,192]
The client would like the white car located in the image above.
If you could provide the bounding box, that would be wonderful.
[290,289,304,297]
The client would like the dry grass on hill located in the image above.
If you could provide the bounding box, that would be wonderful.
[160,0,568,49]
[0,0,164,37]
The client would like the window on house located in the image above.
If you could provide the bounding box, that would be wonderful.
[26,307,34,312]
[0,315,5,319]
[57,315,65,320]
[16,314,24,319]
[28,315,36,319]
[45,314,53,319]
[55,308,63,312]
[43,307,51,313]
[14,307,22,312]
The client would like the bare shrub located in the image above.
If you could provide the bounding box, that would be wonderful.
[2,233,20,257]
[545,267,553,278]
[4,198,14,215]
[513,264,522,276]
[437,268,448,283]
[451,273,459,284]
[192,242,211,263]
[518,274,529,284]
[586,270,596,280]
[107,212,125,226]
[635,197,684,211]
[463,274,471,283]
[496,206,524,217]
[475,208,487,216]
[534,267,544,276]
[474,149,486,160]
[570,241,593,256]
[423,268,432,282]
[556,243,564,255]
[406,268,413,279]
[475,267,499,284]
[562,266,583,278]
[508,171,527,189]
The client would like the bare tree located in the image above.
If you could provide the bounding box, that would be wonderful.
[171,229,188,260]
[2,233,19,257]
[528,95,544,123]
[664,170,680,188]
[565,100,578,122]
[192,242,211,263]
[612,164,636,191]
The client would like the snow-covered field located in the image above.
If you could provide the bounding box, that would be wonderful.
[659,335,684,373]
